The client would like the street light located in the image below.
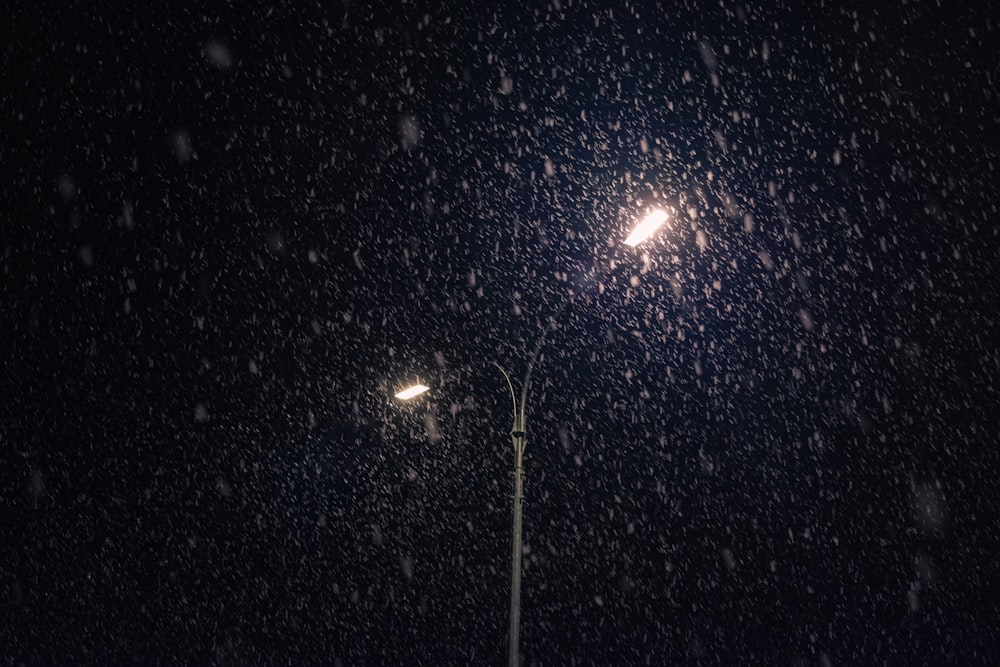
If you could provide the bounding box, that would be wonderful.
[624,209,669,247]
[393,208,669,667]
[394,384,430,400]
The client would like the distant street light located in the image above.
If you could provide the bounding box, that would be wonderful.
[392,208,669,667]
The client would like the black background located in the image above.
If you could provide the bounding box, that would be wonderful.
[3,1,999,664]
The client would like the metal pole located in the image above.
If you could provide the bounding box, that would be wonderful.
[504,270,603,665]
[508,426,526,667]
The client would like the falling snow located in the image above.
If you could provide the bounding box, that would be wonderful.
[3,1,999,665]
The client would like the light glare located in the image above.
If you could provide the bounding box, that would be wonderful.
[395,384,430,400]
[625,209,669,247]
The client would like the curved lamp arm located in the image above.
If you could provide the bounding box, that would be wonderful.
[488,361,519,434]
[395,360,519,433]
[516,245,626,442]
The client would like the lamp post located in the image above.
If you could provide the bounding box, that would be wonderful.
[394,208,669,667]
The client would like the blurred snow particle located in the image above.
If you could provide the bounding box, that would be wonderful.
[194,402,209,422]
[907,588,920,613]
[400,557,414,579]
[424,412,441,442]
[79,245,93,267]
[698,449,715,475]
[558,426,572,452]
[757,250,774,271]
[669,273,684,298]
[913,553,938,585]
[30,468,44,499]
[172,129,193,164]
[122,201,134,229]
[215,476,233,497]
[721,548,736,570]
[203,39,234,70]
[399,114,421,150]
[795,271,811,295]
[57,174,76,200]
[799,308,814,331]
[266,230,288,257]
[544,158,555,177]
[698,39,718,73]
[713,129,728,152]
[911,479,948,534]
[833,149,842,165]
[696,229,708,252]
[499,75,513,95]
[743,213,755,234]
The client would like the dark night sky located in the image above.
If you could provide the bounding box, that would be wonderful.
[3,1,1000,665]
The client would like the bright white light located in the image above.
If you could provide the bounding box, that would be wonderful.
[624,209,669,247]
[395,384,430,400]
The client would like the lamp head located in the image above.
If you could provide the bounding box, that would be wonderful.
[394,384,430,400]
[624,209,669,247]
